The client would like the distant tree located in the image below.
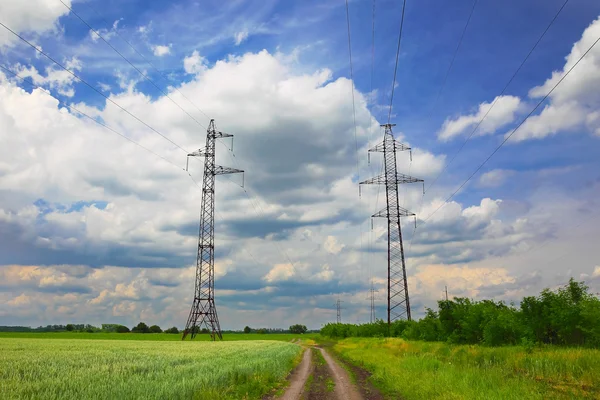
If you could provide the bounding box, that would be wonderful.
[116,325,130,333]
[164,327,179,334]
[66,324,74,332]
[243,326,251,334]
[200,328,210,334]
[132,322,150,333]
[257,328,267,334]
[289,324,308,334]
[149,325,162,333]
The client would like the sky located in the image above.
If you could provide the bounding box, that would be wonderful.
[1,0,600,330]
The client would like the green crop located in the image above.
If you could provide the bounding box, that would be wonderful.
[0,338,301,399]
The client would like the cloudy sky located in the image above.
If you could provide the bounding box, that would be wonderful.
[1,0,600,330]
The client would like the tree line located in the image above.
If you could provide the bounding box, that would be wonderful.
[0,323,180,334]
[321,278,600,348]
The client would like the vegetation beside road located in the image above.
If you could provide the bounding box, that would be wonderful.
[331,337,600,399]
[0,338,302,399]
[322,278,600,348]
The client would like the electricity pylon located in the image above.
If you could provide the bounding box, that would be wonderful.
[360,124,423,326]
[335,298,343,323]
[182,119,243,341]
[369,280,378,323]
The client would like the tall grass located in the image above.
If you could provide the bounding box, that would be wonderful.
[333,338,600,399]
[0,338,301,399]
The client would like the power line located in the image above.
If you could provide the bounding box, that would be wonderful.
[59,0,207,129]
[387,0,407,124]
[426,0,478,118]
[421,32,600,224]
[0,64,183,171]
[77,0,212,123]
[344,0,361,186]
[425,0,570,193]
[0,21,189,154]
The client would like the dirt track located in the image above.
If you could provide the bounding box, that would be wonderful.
[275,345,367,400]
[277,347,313,400]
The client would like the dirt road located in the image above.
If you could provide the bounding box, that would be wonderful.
[277,347,313,400]
[275,345,369,400]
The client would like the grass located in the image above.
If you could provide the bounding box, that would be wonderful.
[332,337,600,400]
[0,331,319,341]
[0,337,302,399]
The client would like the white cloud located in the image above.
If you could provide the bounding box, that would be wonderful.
[152,44,172,57]
[593,266,600,278]
[0,0,71,47]
[324,236,344,255]
[410,264,516,298]
[511,16,600,141]
[11,57,82,97]
[478,169,514,188]
[438,95,521,141]
[2,44,598,329]
[263,263,295,282]
[234,30,249,46]
[183,50,206,74]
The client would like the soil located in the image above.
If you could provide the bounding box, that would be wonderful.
[317,347,363,400]
[328,352,386,400]
[273,347,313,400]
[275,344,385,400]
[304,347,336,400]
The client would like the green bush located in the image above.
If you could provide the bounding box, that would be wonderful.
[320,278,600,348]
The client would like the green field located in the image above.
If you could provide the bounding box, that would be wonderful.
[0,331,318,341]
[331,337,600,399]
[0,337,302,399]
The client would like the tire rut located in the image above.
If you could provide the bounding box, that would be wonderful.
[274,347,312,400]
[318,347,363,400]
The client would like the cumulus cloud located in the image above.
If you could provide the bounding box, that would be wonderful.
[263,263,295,282]
[511,16,600,141]
[437,95,522,141]
[410,264,516,298]
[11,57,82,97]
[0,0,71,47]
[152,44,172,57]
[183,50,206,74]
[2,42,597,329]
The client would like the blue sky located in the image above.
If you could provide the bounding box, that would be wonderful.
[1,0,600,329]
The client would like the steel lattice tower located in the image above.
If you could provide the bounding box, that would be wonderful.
[360,124,423,325]
[182,119,243,341]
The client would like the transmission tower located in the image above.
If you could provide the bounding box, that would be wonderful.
[360,124,423,326]
[335,298,343,323]
[369,280,377,323]
[182,119,243,341]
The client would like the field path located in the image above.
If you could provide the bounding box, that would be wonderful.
[277,347,313,400]
[318,347,363,400]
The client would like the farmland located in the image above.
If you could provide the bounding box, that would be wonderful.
[0,331,319,342]
[0,337,302,399]
[330,337,600,399]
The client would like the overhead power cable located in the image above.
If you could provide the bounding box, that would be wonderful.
[0,21,189,154]
[0,64,183,171]
[59,0,207,129]
[75,0,212,122]
[344,0,361,186]
[426,0,478,119]
[344,0,367,298]
[421,32,600,224]
[387,0,407,123]
[425,0,570,193]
